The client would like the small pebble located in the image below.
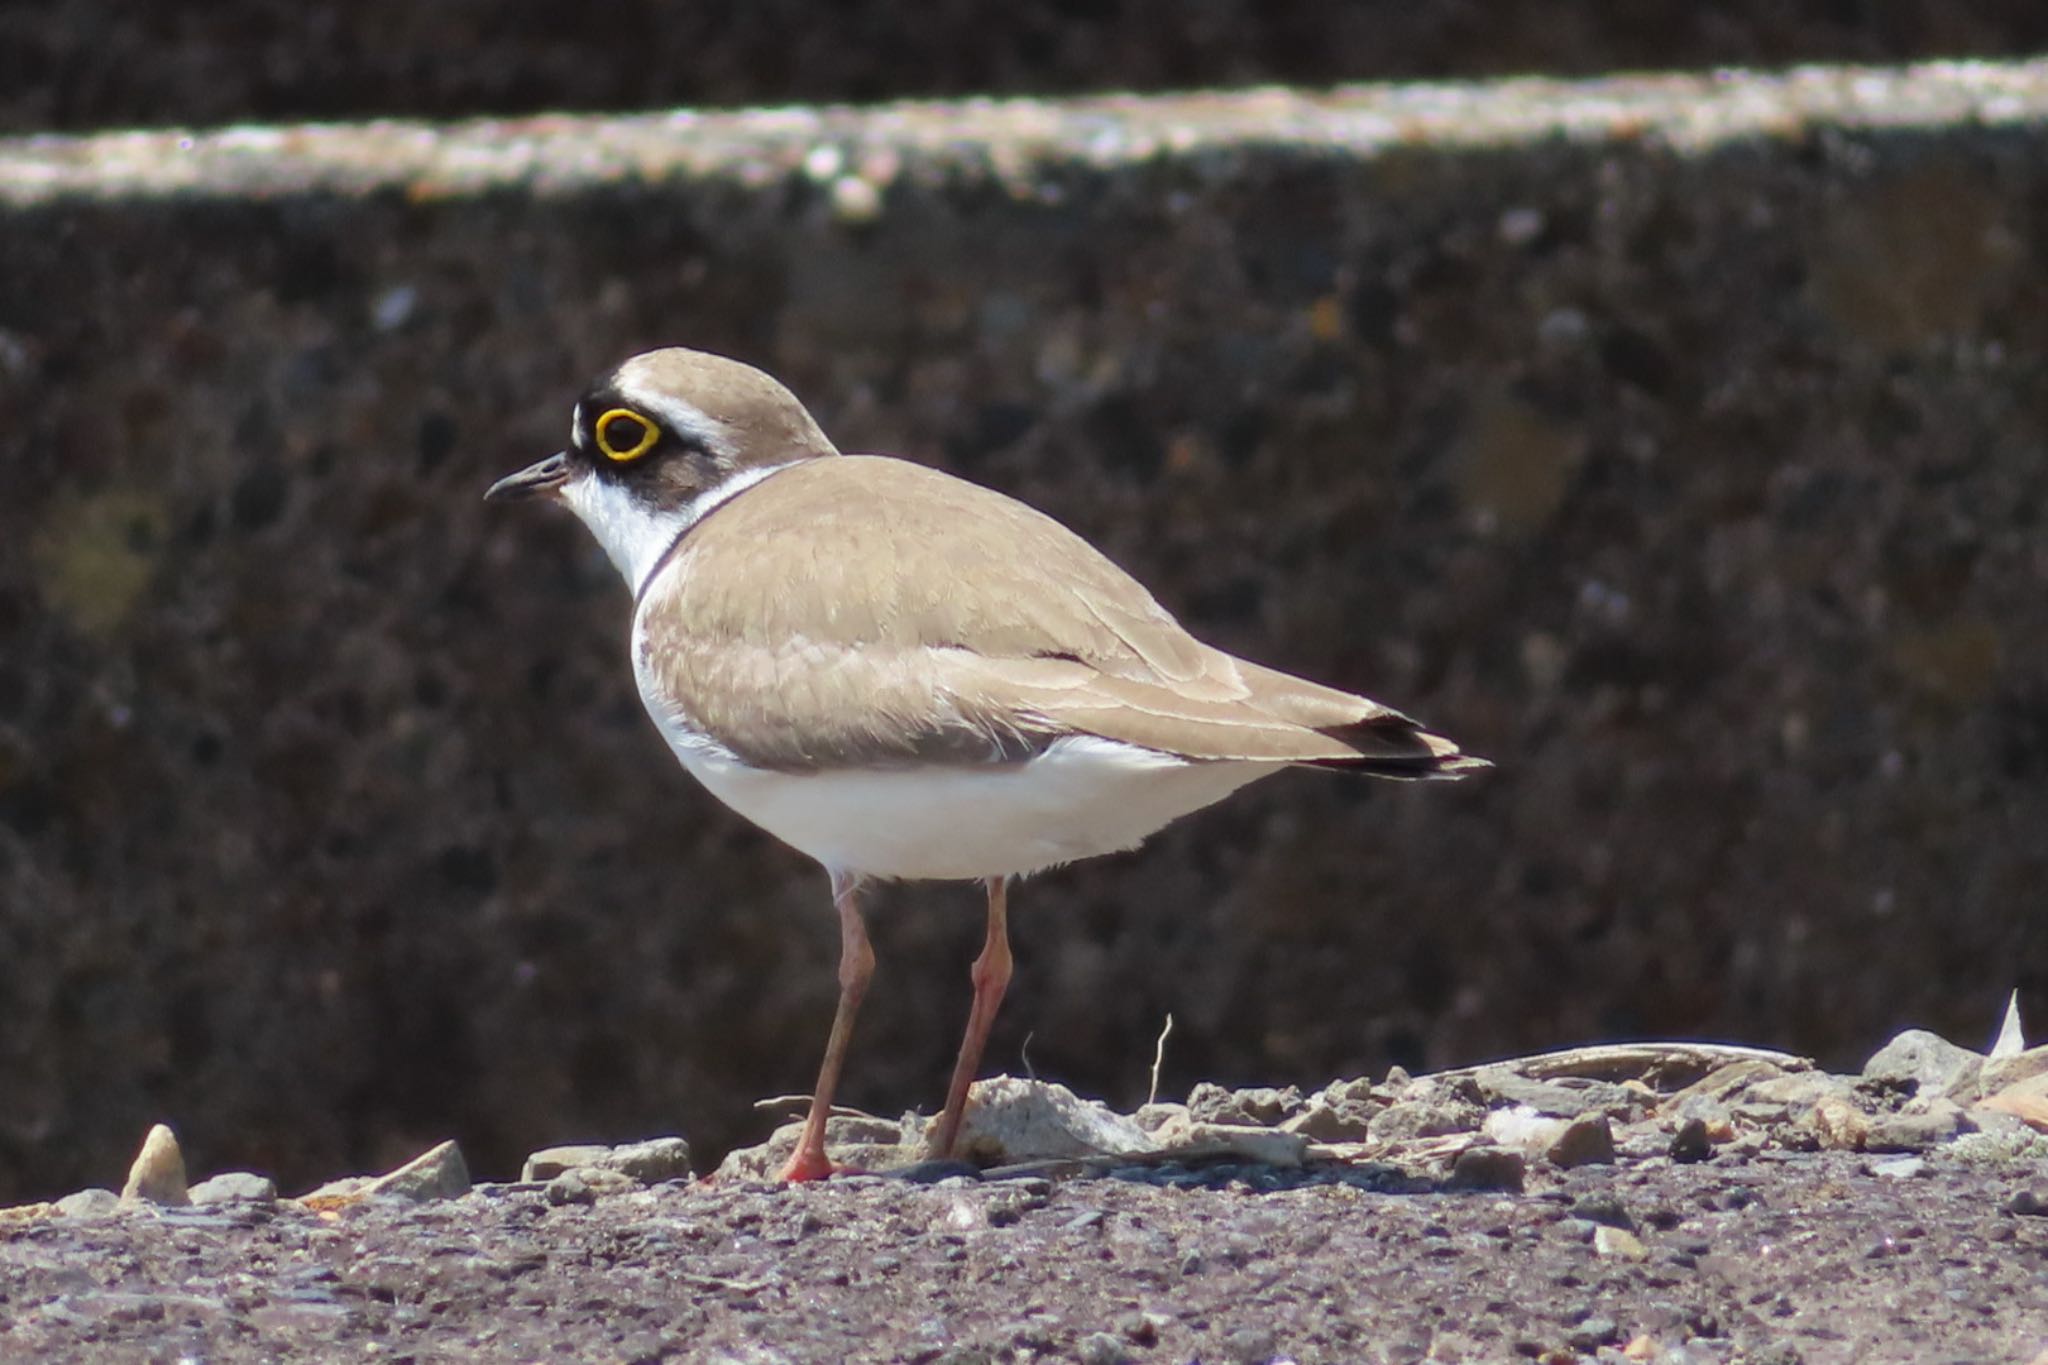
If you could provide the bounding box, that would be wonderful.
[545,1168,636,1206]
[1546,1114,1616,1169]
[1076,1331,1133,1365]
[1567,1315,1618,1350]
[1593,1226,1649,1261]
[1569,1193,1635,1231]
[1669,1118,1713,1163]
[1445,1146,1526,1193]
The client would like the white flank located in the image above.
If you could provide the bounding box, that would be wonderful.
[638,700,1278,880]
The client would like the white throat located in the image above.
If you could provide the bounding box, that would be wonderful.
[558,462,796,597]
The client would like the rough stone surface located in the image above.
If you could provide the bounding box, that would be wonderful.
[937,1077,1154,1167]
[187,1172,278,1204]
[353,1141,470,1203]
[54,1189,121,1219]
[1864,1101,1973,1154]
[118,1125,188,1207]
[519,1145,613,1184]
[1186,1083,1303,1127]
[1544,1113,1616,1168]
[520,1138,694,1186]
[1811,1096,1872,1151]
[7,65,2048,1199]
[543,1167,637,1206]
[715,1116,916,1183]
[1863,1031,1986,1099]
[1443,1144,1524,1193]
[3,1154,2043,1361]
[1979,1045,2048,1098]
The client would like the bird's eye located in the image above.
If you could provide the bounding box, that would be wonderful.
[594,408,660,463]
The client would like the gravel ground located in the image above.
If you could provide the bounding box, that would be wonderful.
[3,1150,2044,1364]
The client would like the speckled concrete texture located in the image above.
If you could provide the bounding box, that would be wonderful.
[3,64,2047,1200]
[5,0,2048,132]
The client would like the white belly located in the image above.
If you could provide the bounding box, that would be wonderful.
[645,711,1278,880]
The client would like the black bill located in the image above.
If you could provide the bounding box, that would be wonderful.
[484,452,572,502]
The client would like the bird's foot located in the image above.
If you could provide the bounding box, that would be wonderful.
[777,1146,839,1183]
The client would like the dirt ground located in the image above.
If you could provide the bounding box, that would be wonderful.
[2,1148,2043,1364]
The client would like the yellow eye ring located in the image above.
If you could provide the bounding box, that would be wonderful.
[595,408,660,462]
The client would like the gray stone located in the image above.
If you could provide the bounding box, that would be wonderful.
[299,1176,373,1202]
[1369,1099,1479,1143]
[1593,1226,1649,1261]
[119,1125,189,1207]
[1667,1061,1787,1107]
[1473,1069,1635,1119]
[544,1167,637,1206]
[521,1145,613,1183]
[362,1140,471,1202]
[1185,1082,1303,1126]
[1567,1316,1619,1351]
[1569,1193,1636,1230]
[1864,1100,1972,1153]
[1672,1095,1734,1130]
[1745,1071,1857,1109]
[1979,1045,2048,1099]
[1131,1103,1187,1133]
[56,1188,121,1218]
[1444,1145,1525,1192]
[522,1137,692,1185]
[1076,1332,1133,1365]
[1160,1122,1308,1168]
[1281,1092,1380,1142]
[606,1137,693,1184]
[188,1172,278,1204]
[1862,1030,1984,1099]
[1545,1113,1616,1168]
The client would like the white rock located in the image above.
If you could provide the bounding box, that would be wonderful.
[119,1124,190,1206]
[56,1188,122,1218]
[1991,989,2025,1059]
[941,1076,1153,1164]
[1483,1105,1566,1152]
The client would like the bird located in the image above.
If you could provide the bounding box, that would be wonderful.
[485,347,1488,1182]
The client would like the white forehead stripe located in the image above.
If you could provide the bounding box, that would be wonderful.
[612,379,734,462]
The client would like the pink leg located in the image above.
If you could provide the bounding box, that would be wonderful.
[932,877,1013,1158]
[779,871,873,1183]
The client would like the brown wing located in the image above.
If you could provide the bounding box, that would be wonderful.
[637,455,1486,778]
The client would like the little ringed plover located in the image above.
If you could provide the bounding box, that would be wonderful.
[486,347,1488,1181]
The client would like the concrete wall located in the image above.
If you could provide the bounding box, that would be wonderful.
[3,64,2046,1198]
[8,3,2048,132]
